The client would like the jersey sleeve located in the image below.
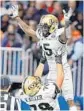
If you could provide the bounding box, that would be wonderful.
[56,27,67,44]
[55,27,64,38]
[43,81,57,99]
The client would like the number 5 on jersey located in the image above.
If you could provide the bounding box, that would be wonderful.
[43,44,52,56]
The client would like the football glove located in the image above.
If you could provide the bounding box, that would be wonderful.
[55,83,60,95]
[63,8,73,22]
[55,54,62,64]
[40,55,46,64]
[9,5,19,18]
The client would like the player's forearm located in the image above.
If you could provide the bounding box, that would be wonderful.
[15,17,38,42]
[34,63,44,77]
[56,64,64,89]
[34,55,46,77]
[60,8,73,43]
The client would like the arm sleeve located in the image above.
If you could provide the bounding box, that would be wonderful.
[57,28,67,44]
[43,81,58,99]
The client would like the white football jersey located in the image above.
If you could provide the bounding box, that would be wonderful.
[36,27,67,71]
[36,27,66,59]
[20,81,60,111]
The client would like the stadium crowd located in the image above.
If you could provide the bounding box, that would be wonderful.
[0,1,83,110]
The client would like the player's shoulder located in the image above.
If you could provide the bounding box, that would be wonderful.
[55,27,64,37]
[48,27,64,39]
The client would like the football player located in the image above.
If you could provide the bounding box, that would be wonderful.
[9,3,77,111]
[21,56,63,111]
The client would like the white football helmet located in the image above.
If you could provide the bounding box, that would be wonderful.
[22,76,42,96]
[38,14,58,37]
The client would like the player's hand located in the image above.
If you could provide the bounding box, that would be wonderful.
[55,84,60,95]
[9,5,19,18]
[55,54,62,64]
[63,8,73,21]
[40,55,46,64]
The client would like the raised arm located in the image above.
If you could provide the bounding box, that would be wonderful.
[59,7,74,44]
[15,17,38,42]
[9,5,39,42]
[34,54,47,77]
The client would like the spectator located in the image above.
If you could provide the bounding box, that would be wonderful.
[27,1,36,8]
[68,30,83,66]
[28,20,37,30]
[68,1,78,23]
[1,15,9,32]
[17,2,25,37]
[22,34,32,50]
[72,12,83,35]
[18,1,24,19]
[53,2,63,16]
[52,2,65,27]
[1,24,22,47]
[68,1,77,10]
[22,19,37,50]
[34,1,48,23]
[45,1,54,13]
[24,7,36,20]
[1,24,23,75]
[23,7,38,24]
[0,30,4,44]
[77,1,83,13]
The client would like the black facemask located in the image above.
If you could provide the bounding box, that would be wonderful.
[38,24,50,37]
[42,24,50,37]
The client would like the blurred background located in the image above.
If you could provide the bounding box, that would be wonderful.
[0,0,83,110]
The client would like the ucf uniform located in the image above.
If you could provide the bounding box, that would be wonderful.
[22,81,60,111]
[36,27,74,101]
[36,27,65,74]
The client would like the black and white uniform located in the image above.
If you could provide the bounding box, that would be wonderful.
[21,81,60,111]
[36,27,74,100]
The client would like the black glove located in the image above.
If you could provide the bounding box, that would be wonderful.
[55,54,62,64]
[54,84,60,98]
[40,55,46,64]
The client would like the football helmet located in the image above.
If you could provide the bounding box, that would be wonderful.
[22,76,42,96]
[39,14,58,37]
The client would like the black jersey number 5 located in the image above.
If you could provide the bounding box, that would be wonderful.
[43,44,52,56]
